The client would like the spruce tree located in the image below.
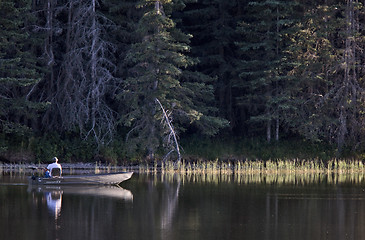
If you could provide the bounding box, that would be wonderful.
[102,0,141,73]
[288,0,365,151]
[0,0,43,136]
[181,0,242,130]
[235,0,299,142]
[121,0,227,159]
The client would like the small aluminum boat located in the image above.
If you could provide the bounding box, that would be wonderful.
[28,172,133,185]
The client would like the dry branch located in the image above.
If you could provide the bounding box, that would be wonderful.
[155,98,181,163]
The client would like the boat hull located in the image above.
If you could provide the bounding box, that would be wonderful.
[28,172,133,185]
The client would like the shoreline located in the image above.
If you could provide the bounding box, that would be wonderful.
[0,162,136,175]
[3,161,365,186]
[3,159,365,176]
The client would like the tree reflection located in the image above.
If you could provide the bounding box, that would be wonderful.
[134,173,182,240]
[160,174,181,230]
[5,173,365,240]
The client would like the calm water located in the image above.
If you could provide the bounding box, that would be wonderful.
[1,173,365,240]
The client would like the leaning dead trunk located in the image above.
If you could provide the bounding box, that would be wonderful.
[155,98,181,163]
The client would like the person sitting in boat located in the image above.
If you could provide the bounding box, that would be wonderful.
[44,168,51,178]
[47,157,62,177]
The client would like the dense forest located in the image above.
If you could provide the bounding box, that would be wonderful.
[1,0,365,163]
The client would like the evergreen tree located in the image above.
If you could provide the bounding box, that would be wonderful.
[121,0,227,159]
[29,0,66,134]
[235,0,299,142]
[288,0,365,151]
[102,0,141,75]
[287,1,340,143]
[181,0,243,130]
[0,0,43,136]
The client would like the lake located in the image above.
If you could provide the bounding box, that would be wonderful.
[1,172,365,240]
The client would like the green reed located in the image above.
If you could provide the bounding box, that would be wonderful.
[3,158,365,181]
[153,169,365,186]
[134,158,365,186]
[137,158,365,175]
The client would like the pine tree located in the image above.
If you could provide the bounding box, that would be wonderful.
[0,0,43,136]
[121,0,227,159]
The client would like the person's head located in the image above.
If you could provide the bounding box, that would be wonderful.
[53,157,58,163]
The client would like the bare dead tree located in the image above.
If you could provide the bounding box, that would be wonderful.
[55,0,117,146]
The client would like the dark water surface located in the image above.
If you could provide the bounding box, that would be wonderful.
[1,173,365,240]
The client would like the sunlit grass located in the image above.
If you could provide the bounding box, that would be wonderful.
[3,159,365,185]
[137,158,365,175]
[136,158,365,185]
[144,159,365,185]
[146,169,365,186]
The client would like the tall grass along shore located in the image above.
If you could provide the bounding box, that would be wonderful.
[137,158,365,175]
[1,158,365,176]
[3,159,365,185]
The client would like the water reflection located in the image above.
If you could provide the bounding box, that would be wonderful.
[136,174,182,239]
[169,172,365,185]
[138,173,365,240]
[28,184,133,197]
[159,174,181,239]
[21,183,133,240]
[45,190,62,219]
[160,177,180,230]
[4,173,365,240]
[28,185,133,219]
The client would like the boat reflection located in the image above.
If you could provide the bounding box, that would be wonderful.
[28,184,133,200]
[45,190,62,219]
[28,185,133,219]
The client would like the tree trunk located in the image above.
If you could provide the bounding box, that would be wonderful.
[156,98,181,163]
[337,0,355,150]
[90,0,98,138]
[41,0,55,127]
[275,118,279,141]
[267,119,271,143]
